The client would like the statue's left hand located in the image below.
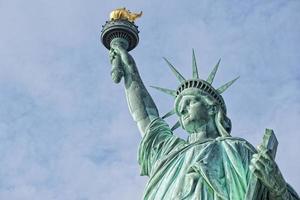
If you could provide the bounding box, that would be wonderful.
[249,145,287,197]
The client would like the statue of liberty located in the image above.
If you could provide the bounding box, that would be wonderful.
[101,9,299,200]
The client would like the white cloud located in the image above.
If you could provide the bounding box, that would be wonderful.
[0,0,299,199]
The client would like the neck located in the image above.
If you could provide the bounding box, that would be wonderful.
[206,118,219,138]
[192,125,207,140]
[188,120,219,143]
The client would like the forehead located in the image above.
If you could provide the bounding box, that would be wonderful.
[178,95,201,104]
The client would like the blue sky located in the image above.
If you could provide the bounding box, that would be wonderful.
[0,0,299,199]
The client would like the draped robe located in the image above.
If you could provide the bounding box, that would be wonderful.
[138,118,299,200]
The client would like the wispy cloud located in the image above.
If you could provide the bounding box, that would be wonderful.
[0,0,299,199]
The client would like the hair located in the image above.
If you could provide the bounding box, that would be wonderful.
[196,93,232,137]
[175,88,232,137]
[215,109,231,137]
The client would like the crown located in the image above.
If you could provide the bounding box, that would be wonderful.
[151,49,239,131]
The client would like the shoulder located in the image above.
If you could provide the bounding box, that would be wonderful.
[141,117,185,146]
[143,117,172,139]
[146,117,170,130]
[215,136,257,153]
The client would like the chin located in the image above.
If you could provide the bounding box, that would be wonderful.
[182,119,191,128]
[182,121,196,132]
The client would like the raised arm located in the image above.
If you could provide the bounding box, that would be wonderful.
[109,40,159,136]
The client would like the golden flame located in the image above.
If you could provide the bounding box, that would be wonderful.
[109,8,142,22]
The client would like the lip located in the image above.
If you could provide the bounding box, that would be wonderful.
[183,115,189,120]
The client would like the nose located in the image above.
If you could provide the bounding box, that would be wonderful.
[179,102,188,115]
[179,107,185,115]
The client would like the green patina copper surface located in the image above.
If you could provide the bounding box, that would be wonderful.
[102,14,299,200]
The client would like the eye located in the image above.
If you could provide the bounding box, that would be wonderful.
[190,99,198,105]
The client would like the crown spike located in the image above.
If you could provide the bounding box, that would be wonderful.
[163,57,186,83]
[171,121,181,131]
[217,76,240,94]
[206,59,221,84]
[192,49,199,79]
[162,109,176,119]
[150,86,177,96]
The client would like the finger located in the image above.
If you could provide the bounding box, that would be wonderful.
[110,52,121,63]
[110,55,116,63]
[252,153,259,159]
[112,46,121,54]
[257,145,269,153]
[255,157,272,173]
[111,68,124,83]
[251,156,259,166]
[109,52,114,59]
[258,154,269,164]
[261,151,272,161]
[256,144,261,151]
[257,146,273,159]
[109,49,117,56]
[253,151,268,162]
[251,155,274,171]
[249,164,263,179]
[252,153,266,163]
[251,157,267,173]
[249,164,255,173]
[253,169,263,179]
[251,153,264,163]
[109,49,115,57]
[257,156,269,167]
[253,160,265,172]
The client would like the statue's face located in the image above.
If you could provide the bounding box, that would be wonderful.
[177,94,210,133]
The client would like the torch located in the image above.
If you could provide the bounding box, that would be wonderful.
[101,8,142,83]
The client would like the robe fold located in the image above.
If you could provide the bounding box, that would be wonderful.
[138,118,299,200]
